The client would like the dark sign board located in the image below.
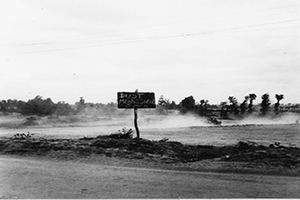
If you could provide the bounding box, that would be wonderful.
[117,92,156,109]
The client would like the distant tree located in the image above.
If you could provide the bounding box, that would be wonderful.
[274,94,284,114]
[158,95,169,107]
[228,96,239,115]
[220,101,228,119]
[157,96,177,111]
[157,95,170,114]
[6,99,13,112]
[5,99,25,113]
[79,97,85,105]
[260,93,271,115]
[180,96,195,113]
[168,101,177,109]
[54,101,74,115]
[75,97,86,112]
[0,100,7,112]
[198,99,205,116]
[196,99,208,116]
[0,100,8,112]
[22,96,56,115]
[203,100,209,116]
[248,93,257,113]
[240,96,249,114]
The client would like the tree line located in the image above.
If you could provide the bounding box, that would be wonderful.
[0,93,293,117]
[0,96,117,116]
[158,93,287,118]
[0,96,74,116]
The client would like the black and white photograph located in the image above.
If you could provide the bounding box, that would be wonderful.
[0,0,299,198]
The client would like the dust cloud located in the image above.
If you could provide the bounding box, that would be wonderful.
[139,112,209,129]
[139,112,300,129]
[225,113,300,126]
[0,110,299,129]
[0,114,25,128]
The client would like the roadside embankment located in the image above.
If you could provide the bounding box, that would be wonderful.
[0,133,299,175]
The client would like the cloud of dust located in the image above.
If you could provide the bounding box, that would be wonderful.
[0,109,299,130]
[0,114,26,128]
[138,111,300,129]
[223,112,300,126]
[139,111,210,129]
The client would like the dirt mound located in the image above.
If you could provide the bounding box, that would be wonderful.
[221,141,300,168]
[0,136,299,168]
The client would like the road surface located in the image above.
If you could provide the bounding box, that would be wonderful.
[0,156,299,198]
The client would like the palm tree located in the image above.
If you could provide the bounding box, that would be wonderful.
[199,99,209,116]
[274,94,284,114]
[203,100,209,116]
[275,94,284,103]
[248,93,257,112]
[240,95,249,114]
[228,96,239,115]
[260,93,271,115]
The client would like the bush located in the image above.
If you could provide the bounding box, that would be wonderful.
[105,128,133,139]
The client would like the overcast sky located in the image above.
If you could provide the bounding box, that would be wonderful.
[0,0,299,104]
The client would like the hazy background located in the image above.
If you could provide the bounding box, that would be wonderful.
[0,0,299,104]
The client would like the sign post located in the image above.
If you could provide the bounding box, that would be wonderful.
[133,89,140,138]
[117,90,156,138]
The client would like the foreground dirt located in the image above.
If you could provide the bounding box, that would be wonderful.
[1,156,300,198]
[0,134,300,176]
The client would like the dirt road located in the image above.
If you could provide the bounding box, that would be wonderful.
[0,156,299,198]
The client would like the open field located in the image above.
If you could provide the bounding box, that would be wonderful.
[1,118,299,147]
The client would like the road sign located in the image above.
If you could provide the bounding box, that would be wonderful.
[117,92,156,109]
[117,91,156,138]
